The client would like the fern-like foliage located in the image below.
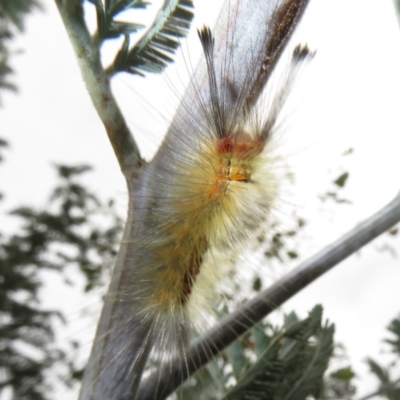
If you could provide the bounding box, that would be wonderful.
[88,0,148,43]
[109,0,194,76]
[224,306,335,400]
[175,305,335,400]
[87,0,194,76]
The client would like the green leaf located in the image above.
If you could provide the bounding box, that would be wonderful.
[330,367,356,381]
[333,172,349,188]
[55,163,92,179]
[322,367,357,399]
[225,338,247,380]
[175,359,222,400]
[0,137,8,163]
[287,250,298,259]
[225,338,283,400]
[253,323,274,357]
[342,147,354,156]
[385,315,400,356]
[283,322,335,400]
[366,357,390,384]
[252,276,262,291]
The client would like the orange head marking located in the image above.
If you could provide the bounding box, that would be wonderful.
[213,133,265,185]
[216,133,265,158]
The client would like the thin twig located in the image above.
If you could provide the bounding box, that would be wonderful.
[54,0,143,177]
[138,191,400,400]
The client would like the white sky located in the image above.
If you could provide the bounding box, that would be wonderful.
[1,0,400,399]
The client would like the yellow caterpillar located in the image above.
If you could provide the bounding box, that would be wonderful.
[79,1,314,399]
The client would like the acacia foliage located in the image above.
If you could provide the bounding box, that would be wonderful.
[0,144,122,399]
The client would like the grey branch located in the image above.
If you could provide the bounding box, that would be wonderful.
[138,190,400,400]
[54,0,143,177]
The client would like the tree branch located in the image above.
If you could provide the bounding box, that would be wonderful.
[54,0,143,177]
[78,179,146,400]
[138,190,400,400]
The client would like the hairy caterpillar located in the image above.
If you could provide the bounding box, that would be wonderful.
[79,1,314,399]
